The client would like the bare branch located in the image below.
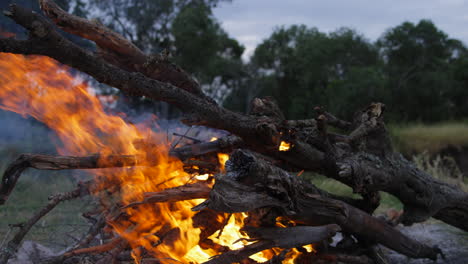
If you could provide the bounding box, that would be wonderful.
[0,183,88,264]
[0,154,137,204]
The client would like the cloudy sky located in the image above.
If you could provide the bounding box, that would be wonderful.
[213,0,468,60]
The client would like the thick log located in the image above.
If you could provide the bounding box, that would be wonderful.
[330,103,468,229]
[337,152,468,229]
[197,150,442,260]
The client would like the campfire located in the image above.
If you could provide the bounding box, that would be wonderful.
[0,1,467,263]
[0,52,290,263]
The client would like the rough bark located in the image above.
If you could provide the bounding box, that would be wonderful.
[39,0,211,100]
[330,104,468,229]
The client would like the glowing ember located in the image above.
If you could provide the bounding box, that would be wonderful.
[279,141,291,151]
[217,153,229,172]
[208,137,230,171]
[0,29,15,38]
[194,173,210,181]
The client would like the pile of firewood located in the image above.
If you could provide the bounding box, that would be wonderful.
[1,1,467,263]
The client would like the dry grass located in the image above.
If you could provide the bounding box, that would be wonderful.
[390,122,468,154]
[412,152,468,192]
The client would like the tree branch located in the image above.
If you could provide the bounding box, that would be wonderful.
[0,154,138,205]
[39,0,207,99]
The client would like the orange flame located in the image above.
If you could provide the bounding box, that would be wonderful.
[0,52,205,262]
[217,153,229,172]
[0,52,310,263]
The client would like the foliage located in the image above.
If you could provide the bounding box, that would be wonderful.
[171,1,245,103]
[377,20,467,121]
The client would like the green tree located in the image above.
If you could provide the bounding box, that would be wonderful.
[377,19,467,121]
[171,2,244,103]
[230,25,383,119]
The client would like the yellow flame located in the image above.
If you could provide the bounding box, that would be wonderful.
[303,244,316,253]
[209,213,272,262]
[217,153,229,172]
[279,141,291,151]
[195,173,210,181]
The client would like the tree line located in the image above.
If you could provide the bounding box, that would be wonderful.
[1,0,467,122]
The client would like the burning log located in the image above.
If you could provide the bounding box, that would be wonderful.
[123,182,211,208]
[196,150,442,260]
[203,224,340,264]
[0,136,239,204]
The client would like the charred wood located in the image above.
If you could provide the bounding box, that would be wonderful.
[197,150,442,260]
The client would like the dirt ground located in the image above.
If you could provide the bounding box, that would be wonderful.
[386,220,468,264]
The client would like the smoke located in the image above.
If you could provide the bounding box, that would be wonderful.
[0,109,57,154]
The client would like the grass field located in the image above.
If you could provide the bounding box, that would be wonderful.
[390,122,468,154]
[304,173,404,213]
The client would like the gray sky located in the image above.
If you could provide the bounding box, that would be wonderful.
[213,0,468,60]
